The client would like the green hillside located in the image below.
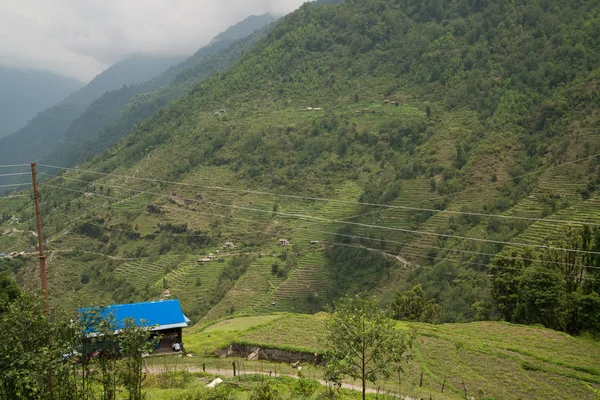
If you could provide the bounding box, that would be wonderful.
[2,0,600,339]
[162,313,600,399]
[41,14,279,169]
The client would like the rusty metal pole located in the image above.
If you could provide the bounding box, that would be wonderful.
[31,162,49,314]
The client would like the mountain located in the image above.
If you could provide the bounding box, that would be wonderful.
[2,0,600,336]
[0,54,184,182]
[60,54,186,106]
[0,67,82,138]
[209,13,279,45]
[40,13,279,168]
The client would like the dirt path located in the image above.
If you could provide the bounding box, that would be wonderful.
[145,365,416,399]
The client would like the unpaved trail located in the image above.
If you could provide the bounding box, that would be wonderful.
[145,365,416,399]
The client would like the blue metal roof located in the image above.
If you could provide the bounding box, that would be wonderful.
[79,299,190,331]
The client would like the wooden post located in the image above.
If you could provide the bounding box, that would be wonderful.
[441,377,446,393]
[462,381,468,400]
[420,371,424,388]
[31,163,49,314]
[232,361,236,377]
[202,364,205,373]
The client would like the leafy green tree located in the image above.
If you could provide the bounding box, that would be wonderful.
[0,272,20,313]
[0,296,79,400]
[96,313,120,400]
[491,226,600,335]
[118,318,159,400]
[391,284,443,323]
[323,294,413,400]
[490,251,531,322]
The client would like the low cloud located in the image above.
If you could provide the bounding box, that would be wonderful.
[0,0,306,82]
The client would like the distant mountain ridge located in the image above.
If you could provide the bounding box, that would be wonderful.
[60,54,185,106]
[0,54,185,183]
[0,67,82,138]
[39,13,279,168]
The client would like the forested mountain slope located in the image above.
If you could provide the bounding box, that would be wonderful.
[40,14,279,168]
[2,0,600,335]
[0,67,82,138]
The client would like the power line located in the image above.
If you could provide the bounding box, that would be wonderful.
[36,185,600,280]
[0,164,30,169]
[43,183,600,256]
[0,183,32,188]
[60,174,599,226]
[406,153,600,206]
[38,154,600,225]
[0,172,30,177]
[59,204,600,271]
[51,209,276,239]
[319,240,598,281]
[48,191,600,271]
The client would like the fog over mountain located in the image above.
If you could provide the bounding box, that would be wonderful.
[0,0,305,82]
[0,67,82,137]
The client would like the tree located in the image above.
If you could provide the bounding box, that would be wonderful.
[391,284,443,323]
[323,294,413,400]
[0,272,20,313]
[490,226,600,335]
[0,295,79,400]
[118,318,159,400]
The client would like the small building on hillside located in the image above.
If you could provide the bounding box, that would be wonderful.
[78,299,190,352]
[197,257,212,264]
[222,241,237,249]
[277,239,290,246]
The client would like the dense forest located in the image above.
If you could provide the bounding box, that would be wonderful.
[1,0,599,337]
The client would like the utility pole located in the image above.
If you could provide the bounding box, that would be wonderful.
[31,162,49,314]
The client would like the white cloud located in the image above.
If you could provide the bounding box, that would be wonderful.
[0,0,306,82]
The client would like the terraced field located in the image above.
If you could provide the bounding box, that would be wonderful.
[114,254,185,289]
[203,254,284,320]
[271,253,330,311]
[159,254,229,317]
[191,314,600,400]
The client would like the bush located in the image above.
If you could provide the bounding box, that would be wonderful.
[250,380,281,400]
[292,378,320,397]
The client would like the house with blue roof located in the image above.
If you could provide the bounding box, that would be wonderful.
[78,299,190,352]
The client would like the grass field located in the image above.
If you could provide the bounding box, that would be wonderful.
[178,313,600,400]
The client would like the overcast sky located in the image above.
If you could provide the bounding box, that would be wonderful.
[0,0,306,83]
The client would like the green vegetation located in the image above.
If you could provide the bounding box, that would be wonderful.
[323,295,412,400]
[183,313,600,400]
[2,0,600,346]
[490,225,600,335]
[0,294,158,400]
[391,284,443,323]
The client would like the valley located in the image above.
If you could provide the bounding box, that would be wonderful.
[1,0,600,398]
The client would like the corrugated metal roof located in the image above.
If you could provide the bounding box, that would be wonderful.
[79,299,189,331]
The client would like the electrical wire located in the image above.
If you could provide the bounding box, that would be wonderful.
[0,172,30,177]
[38,157,600,226]
[42,182,600,257]
[42,182,600,256]
[0,183,31,188]
[0,164,30,169]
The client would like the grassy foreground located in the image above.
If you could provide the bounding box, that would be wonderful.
[169,313,600,400]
